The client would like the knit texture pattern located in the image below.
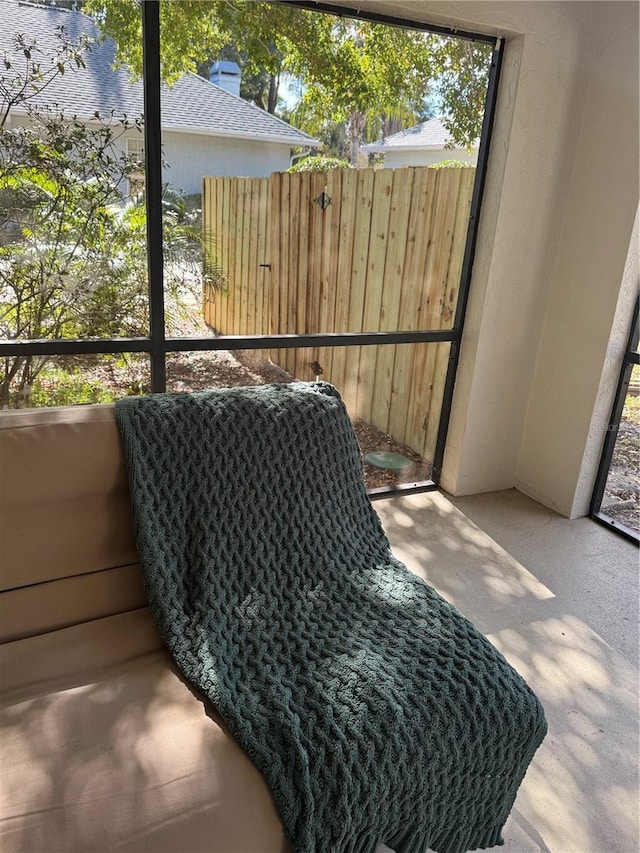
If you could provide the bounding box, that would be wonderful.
[115,382,547,853]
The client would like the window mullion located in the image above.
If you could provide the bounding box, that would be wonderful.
[141,0,166,393]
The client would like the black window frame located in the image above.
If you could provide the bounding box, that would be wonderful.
[589,295,640,544]
[0,0,504,498]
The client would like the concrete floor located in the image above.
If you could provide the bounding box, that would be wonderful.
[373,488,639,853]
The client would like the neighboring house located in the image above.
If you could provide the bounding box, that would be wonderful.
[362,117,478,168]
[0,0,322,195]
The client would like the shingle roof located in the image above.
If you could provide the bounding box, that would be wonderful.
[362,117,477,152]
[0,0,321,147]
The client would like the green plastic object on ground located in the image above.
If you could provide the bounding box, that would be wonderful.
[364,450,414,470]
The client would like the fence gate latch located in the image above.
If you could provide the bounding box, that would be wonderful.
[314,191,332,210]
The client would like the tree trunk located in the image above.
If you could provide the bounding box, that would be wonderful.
[382,115,403,138]
[348,110,365,166]
[1,355,26,408]
[267,73,280,114]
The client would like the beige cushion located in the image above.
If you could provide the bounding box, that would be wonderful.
[0,405,146,641]
[0,608,288,853]
[0,406,288,850]
[0,563,146,644]
[0,405,137,592]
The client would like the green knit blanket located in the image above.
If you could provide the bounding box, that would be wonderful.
[115,382,546,853]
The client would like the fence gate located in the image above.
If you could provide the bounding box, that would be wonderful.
[203,166,474,463]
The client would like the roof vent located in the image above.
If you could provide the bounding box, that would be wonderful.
[209,61,241,98]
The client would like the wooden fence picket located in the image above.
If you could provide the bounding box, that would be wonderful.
[202,166,474,462]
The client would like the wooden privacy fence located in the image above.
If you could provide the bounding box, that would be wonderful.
[203,166,475,462]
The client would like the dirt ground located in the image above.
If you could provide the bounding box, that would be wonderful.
[165,348,433,491]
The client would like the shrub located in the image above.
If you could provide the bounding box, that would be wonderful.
[289,155,351,172]
[0,32,222,407]
[428,159,475,169]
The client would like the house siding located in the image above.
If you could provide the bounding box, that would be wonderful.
[8,116,299,197]
[381,148,478,169]
[161,132,295,195]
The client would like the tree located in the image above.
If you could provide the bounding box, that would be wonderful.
[0,30,220,407]
[0,28,89,128]
[85,1,492,162]
[197,44,283,115]
[1,30,132,404]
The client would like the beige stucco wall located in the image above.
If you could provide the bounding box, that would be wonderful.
[514,6,639,516]
[334,0,639,517]
[570,206,639,517]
